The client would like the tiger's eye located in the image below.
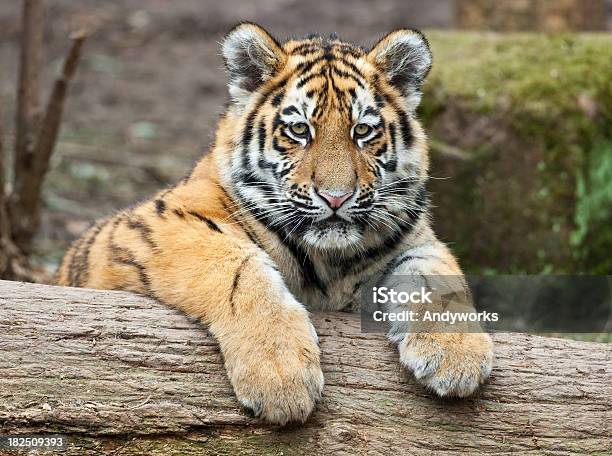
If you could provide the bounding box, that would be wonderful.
[289,122,309,137]
[354,123,372,138]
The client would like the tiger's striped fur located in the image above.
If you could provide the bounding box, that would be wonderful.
[57,23,493,425]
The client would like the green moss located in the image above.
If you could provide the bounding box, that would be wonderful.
[421,32,612,273]
[425,33,612,117]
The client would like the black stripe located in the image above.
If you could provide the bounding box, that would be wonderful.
[258,120,268,155]
[295,56,323,75]
[364,106,379,117]
[398,112,413,149]
[229,255,254,315]
[323,42,334,61]
[241,223,265,250]
[285,239,326,294]
[67,228,90,286]
[367,131,384,144]
[155,199,166,216]
[107,217,154,297]
[224,201,266,251]
[281,105,300,116]
[278,162,296,178]
[388,122,397,153]
[378,156,397,172]
[271,89,285,107]
[296,70,324,89]
[311,78,329,120]
[411,185,429,223]
[272,112,284,132]
[187,211,222,233]
[272,137,287,153]
[238,75,291,168]
[334,44,364,58]
[126,216,157,250]
[258,157,276,172]
[382,254,418,277]
[336,57,366,78]
[330,66,365,89]
[329,73,344,102]
[110,245,153,296]
[374,91,385,109]
[238,171,279,196]
[72,218,110,286]
[374,78,413,150]
[291,42,322,55]
[68,227,93,287]
[291,199,314,210]
[243,110,257,146]
[374,143,388,157]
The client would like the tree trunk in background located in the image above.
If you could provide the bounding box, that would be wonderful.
[456,0,607,32]
[0,104,28,280]
[11,30,86,252]
[0,1,87,281]
[0,281,610,455]
[10,0,43,251]
[0,104,11,276]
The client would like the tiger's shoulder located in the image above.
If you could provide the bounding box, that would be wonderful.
[55,164,241,291]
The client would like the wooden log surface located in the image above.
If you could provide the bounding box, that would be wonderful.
[0,280,610,455]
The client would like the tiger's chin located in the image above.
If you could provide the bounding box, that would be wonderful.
[301,221,363,250]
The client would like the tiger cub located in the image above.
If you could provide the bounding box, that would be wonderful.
[58,23,493,425]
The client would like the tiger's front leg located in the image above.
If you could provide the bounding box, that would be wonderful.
[63,204,325,425]
[381,241,494,397]
[148,234,324,425]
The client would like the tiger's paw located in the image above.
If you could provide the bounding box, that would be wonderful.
[225,320,324,425]
[399,332,493,397]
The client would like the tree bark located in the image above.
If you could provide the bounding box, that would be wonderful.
[0,280,609,455]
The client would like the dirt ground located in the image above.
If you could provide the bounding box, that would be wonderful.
[0,0,454,272]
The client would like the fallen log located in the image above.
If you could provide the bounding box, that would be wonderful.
[0,280,609,455]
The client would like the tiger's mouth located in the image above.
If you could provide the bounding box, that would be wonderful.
[297,211,366,250]
[316,214,347,226]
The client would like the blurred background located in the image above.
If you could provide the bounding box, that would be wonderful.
[0,0,611,277]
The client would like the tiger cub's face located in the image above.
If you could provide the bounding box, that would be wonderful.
[221,23,432,250]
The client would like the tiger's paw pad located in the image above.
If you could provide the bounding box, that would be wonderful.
[228,327,324,425]
[233,360,323,425]
[399,333,493,397]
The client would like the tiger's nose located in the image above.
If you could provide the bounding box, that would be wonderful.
[316,189,354,209]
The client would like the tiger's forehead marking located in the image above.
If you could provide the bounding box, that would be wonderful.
[277,39,376,121]
[284,37,366,59]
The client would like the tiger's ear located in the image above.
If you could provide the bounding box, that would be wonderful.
[367,29,432,106]
[222,23,285,106]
